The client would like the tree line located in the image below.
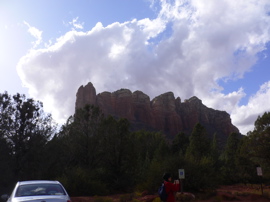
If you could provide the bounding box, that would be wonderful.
[0,92,270,196]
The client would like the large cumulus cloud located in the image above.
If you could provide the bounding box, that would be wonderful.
[17,0,270,134]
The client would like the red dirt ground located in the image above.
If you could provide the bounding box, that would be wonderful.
[71,184,270,202]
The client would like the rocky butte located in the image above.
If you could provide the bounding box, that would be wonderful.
[75,82,239,143]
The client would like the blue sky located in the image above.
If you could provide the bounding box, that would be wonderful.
[1,0,270,135]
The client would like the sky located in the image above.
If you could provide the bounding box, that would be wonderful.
[1,0,270,135]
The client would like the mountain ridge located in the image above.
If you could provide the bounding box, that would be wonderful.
[75,82,240,143]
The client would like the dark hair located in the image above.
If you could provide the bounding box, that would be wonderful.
[163,173,171,181]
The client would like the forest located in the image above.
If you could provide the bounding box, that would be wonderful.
[0,92,270,196]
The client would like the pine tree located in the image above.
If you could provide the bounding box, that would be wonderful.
[171,132,189,155]
[247,112,270,178]
[221,132,240,183]
[185,123,210,163]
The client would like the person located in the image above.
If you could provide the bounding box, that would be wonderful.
[163,172,180,202]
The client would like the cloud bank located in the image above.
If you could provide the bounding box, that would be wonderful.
[17,0,270,134]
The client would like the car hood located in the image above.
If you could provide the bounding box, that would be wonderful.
[11,195,69,202]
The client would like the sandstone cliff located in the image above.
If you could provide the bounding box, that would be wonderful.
[75,82,239,141]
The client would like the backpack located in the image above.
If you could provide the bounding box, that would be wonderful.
[158,183,168,201]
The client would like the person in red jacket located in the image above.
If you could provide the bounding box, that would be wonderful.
[163,173,180,202]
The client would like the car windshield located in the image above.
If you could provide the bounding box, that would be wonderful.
[15,184,66,197]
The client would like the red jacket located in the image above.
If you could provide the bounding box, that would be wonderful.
[164,181,180,202]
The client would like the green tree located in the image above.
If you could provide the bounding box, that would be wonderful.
[56,104,107,195]
[236,136,257,183]
[130,130,169,191]
[99,116,134,191]
[210,133,220,167]
[183,124,221,191]
[0,92,56,181]
[220,132,241,184]
[246,112,270,178]
[0,132,13,193]
[132,131,171,192]
[207,133,222,184]
[171,132,189,155]
[62,104,105,169]
[185,123,210,162]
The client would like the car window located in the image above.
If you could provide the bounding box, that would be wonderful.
[15,184,66,197]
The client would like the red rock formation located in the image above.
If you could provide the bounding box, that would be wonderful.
[76,82,97,108]
[75,82,239,140]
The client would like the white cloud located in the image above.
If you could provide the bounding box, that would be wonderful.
[231,81,270,134]
[24,21,42,48]
[202,88,246,114]
[17,0,270,134]
[69,17,84,30]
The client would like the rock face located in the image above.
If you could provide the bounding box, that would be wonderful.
[75,82,239,140]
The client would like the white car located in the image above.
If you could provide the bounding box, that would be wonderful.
[1,180,72,202]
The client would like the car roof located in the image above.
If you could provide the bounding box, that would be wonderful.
[17,180,61,185]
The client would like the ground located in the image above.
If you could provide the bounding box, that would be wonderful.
[70,184,270,202]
